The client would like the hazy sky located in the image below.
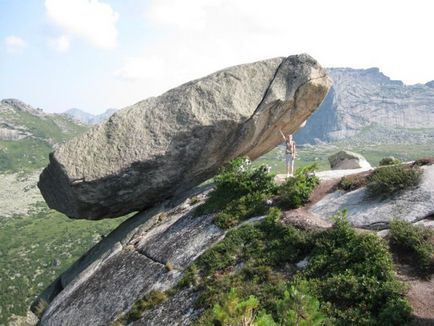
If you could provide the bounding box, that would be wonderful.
[1,0,433,114]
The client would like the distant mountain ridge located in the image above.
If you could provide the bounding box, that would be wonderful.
[0,98,88,172]
[63,108,117,125]
[295,68,434,144]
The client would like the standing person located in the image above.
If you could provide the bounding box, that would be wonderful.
[280,130,296,177]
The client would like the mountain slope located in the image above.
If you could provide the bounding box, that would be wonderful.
[295,68,434,144]
[63,108,117,125]
[0,99,88,172]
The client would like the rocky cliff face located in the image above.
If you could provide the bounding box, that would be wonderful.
[38,54,331,220]
[295,68,434,144]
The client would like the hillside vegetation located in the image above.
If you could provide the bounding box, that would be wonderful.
[0,99,88,172]
[116,159,430,325]
[0,205,127,324]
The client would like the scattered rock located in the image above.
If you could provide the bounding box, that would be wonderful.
[282,208,331,231]
[310,165,434,228]
[328,150,371,170]
[295,257,310,269]
[38,54,331,219]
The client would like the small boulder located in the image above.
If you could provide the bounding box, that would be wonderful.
[328,150,371,170]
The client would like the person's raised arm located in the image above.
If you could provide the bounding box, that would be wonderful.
[279,129,286,142]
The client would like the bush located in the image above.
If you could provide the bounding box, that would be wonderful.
[275,281,327,326]
[214,192,269,229]
[366,165,422,198]
[338,174,367,192]
[278,163,319,209]
[212,288,259,325]
[196,157,276,221]
[389,220,434,275]
[184,210,411,326]
[302,212,412,325]
[210,283,327,326]
[379,157,401,166]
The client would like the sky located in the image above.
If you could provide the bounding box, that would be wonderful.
[1,0,433,114]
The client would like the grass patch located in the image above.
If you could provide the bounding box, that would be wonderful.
[366,164,422,198]
[389,220,434,276]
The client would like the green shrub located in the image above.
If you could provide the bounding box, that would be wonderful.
[366,165,422,198]
[278,163,319,209]
[214,192,269,229]
[389,220,434,275]
[196,157,276,222]
[212,288,259,325]
[302,212,411,325]
[379,157,401,166]
[338,174,367,192]
[210,283,327,326]
[185,210,411,326]
[275,281,327,326]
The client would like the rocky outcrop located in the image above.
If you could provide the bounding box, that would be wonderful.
[35,163,434,325]
[38,54,331,220]
[310,164,434,229]
[328,150,371,170]
[35,186,221,325]
[295,68,434,144]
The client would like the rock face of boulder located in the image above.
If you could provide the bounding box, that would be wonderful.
[328,150,371,170]
[38,54,331,220]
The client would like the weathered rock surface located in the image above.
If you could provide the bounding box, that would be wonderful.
[132,288,201,326]
[310,164,434,228]
[328,150,371,170]
[38,54,331,219]
[36,187,224,325]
